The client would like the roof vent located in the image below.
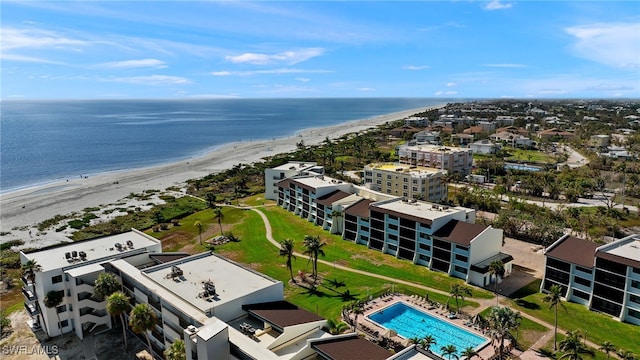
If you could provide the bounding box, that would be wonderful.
[187,325,198,334]
[72,251,78,258]
[65,252,71,260]
[79,251,87,260]
[167,266,183,279]
[126,240,134,248]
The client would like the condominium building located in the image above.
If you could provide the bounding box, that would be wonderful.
[541,234,640,325]
[363,163,447,202]
[20,230,162,339]
[273,173,511,288]
[264,161,323,200]
[397,144,473,176]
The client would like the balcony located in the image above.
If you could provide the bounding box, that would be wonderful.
[21,275,33,287]
[22,287,37,302]
[25,302,40,316]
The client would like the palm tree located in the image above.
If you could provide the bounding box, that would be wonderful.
[21,260,47,332]
[129,303,158,354]
[559,330,594,360]
[488,260,505,305]
[421,335,437,352]
[44,290,64,335]
[303,235,326,280]
[441,345,459,360]
[487,306,521,360]
[350,301,364,332]
[325,318,349,335]
[279,239,296,282]
[213,207,224,235]
[194,221,204,245]
[543,284,565,350]
[461,346,479,360]
[93,272,121,300]
[449,283,473,314]
[599,341,616,360]
[164,339,186,360]
[107,291,130,348]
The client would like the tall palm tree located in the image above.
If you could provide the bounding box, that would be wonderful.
[44,290,64,335]
[303,235,326,280]
[129,303,158,354]
[441,345,459,360]
[107,291,130,348]
[22,260,48,330]
[461,346,479,360]
[194,220,204,245]
[559,330,594,360]
[164,339,186,360]
[543,284,565,350]
[487,306,521,360]
[350,301,364,332]
[449,283,473,314]
[93,272,121,300]
[421,335,437,352]
[488,260,505,305]
[599,341,616,360]
[213,207,224,235]
[279,239,296,282]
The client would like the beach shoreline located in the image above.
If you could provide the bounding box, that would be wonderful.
[0,105,443,247]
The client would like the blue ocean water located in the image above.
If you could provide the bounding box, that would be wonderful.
[1,98,449,192]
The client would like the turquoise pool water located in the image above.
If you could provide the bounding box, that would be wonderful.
[367,302,487,355]
[504,163,542,171]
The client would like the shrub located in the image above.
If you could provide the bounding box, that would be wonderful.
[0,250,21,268]
[0,240,24,251]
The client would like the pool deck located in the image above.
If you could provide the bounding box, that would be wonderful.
[350,293,520,359]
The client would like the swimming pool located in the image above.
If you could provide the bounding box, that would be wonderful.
[504,163,542,172]
[367,302,488,355]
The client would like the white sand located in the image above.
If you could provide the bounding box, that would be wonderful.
[0,106,443,247]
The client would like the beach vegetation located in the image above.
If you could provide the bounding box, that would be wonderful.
[0,249,21,268]
[83,206,100,212]
[38,213,73,231]
[55,225,68,232]
[0,240,24,251]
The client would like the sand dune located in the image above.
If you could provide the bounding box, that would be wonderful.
[0,106,442,247]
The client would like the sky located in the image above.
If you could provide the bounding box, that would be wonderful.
[1,1,639,99]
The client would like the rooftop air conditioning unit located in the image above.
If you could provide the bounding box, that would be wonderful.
[186,325,197,333]
[65,252,71,259]
[71,251,78,257]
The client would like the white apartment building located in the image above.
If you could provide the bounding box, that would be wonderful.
[363,163,447,202]
[542,234,640,325]
[397,144,473,176]
[469,140,501,155]
[20,230,162,339]
[264,161,323,200]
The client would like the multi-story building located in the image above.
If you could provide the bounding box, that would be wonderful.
[397,144,473,176]
[541,234,640,325]
[20,229,162,339]
[273,172,511,288]
[363,163,447,202]
[264,161,323,200]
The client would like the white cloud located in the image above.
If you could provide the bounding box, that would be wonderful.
[434,90,458,96]
[483,0,512,10]
[1,27,89,50]
[106,75,192,86]
[225,48,324,65]
[403,65,430,70]
[357,87,376,92]
[295,77,310,82]
[446,82,456,87]
[96,59,167,69]
[0,53,63,64]
[483,63,526,68]
[211,68,331,76]
[565,22,640,69]
[538,89,568,95]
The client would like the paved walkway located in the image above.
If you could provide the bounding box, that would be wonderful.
[230,206,609,357]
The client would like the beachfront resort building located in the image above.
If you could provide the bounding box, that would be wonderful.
[271,170,512,288]
[21,230,467,360]
[363,162,447,202]
[541,234,640,325]
[264,161,323,201]
[396,144,473,176]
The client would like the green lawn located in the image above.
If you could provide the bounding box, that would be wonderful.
[503,148,557,164]
[509,292,640,354]
[262,206,494,300]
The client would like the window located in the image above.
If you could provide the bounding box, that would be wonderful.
[630,294,640,305]
[388,234,398,241]
[388,224,398,230]
[51,275,63,284]
[59,320,69,329]
[455,254,468,262]
[419,243,431,251]
[56,305,66,313]
[388,215,398,221]
[573,276,591,287]
[629,308,640,320]
[573,289,590,300]
[403,178,408,183]
[454,266,468,274]
[575,265,593,274]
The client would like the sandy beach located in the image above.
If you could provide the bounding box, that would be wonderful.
[0,106,441,247]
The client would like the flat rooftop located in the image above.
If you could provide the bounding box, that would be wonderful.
[372,199,463,223]
[399,144,471,153]
[369,163,444,175]
[143,253,282,314]
[597,234,640,268]
[23,230,160,272]
[271,162,316,171]
[292,175,348,190]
